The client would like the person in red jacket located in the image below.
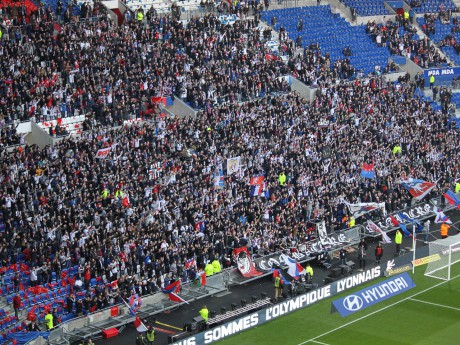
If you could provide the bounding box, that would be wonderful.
[12,293,21,318]
[84,264,91,290]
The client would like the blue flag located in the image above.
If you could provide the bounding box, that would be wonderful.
[398,212,423,233]
[360,163,375,179]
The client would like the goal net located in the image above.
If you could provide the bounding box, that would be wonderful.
[425,234,460,281]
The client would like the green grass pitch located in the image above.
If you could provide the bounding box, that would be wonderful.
[217,264,460,345]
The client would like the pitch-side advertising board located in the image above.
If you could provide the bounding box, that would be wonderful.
[171,267,382,345]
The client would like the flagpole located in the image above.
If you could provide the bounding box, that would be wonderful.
[412,220,416,275]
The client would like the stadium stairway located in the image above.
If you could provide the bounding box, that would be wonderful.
[111,8,124,26]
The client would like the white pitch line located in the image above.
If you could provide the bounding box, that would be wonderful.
[409,298,460,312]
[297,279,451,345]
[309,341,330,345]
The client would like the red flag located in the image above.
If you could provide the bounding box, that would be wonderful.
[265,53,278,61]
[201,272,207,287]
[168,293,188,304]
[109,280,118,289]
[233,246,263,277]
[27,306,37,321]
[390,215,399,227]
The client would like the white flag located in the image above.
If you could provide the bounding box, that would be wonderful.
[346,202,386,219]
[367,220,392,243]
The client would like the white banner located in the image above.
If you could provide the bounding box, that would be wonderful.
[226,156,241,175]
[96,147,111,159]
[347,202,386,219]
[367,220,392,243]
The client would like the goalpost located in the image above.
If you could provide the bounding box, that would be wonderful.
[424,234,460,281]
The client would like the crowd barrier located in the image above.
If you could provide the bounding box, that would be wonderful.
[12,170,459,343]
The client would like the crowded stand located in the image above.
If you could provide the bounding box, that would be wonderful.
[419,11,460,67]
[366,17,448,69]
[0,79,459,339]
[0,0,460,343]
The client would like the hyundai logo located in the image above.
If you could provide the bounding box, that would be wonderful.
[343,295,364,311]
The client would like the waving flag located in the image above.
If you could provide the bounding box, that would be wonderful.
[433,206,452,224]
[398,212,423,232]
[162,280,181,294]
[162,280,188,304]
[226,156,241,175]
[389,215,411,237]
[444,189,460,210]
[280,254,305,278]
[213,171,225,189]
[96,147,111,159]
[250,175,265,186]
[250,175,265,196]
[346,202,385,219]
[128,294,142,315]
[360,163,375,179]
[366,220,392,243]
[233,246,262,277]
[265,53,278,61]
[185,258,195,270]
[134,316,148,332]
[272,267,293,285]
[250,184,263,196]
[399,179,435,200]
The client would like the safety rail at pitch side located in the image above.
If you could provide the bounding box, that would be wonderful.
[207,298,272,326]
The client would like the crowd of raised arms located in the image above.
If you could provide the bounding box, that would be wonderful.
[0,0,458,333]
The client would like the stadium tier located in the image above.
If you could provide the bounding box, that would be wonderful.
[341,0,390,16]
[1,1,460,344]
[262,6,391,74]
[411,0,456,14]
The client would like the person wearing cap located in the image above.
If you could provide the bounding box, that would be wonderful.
[146,324,156,344]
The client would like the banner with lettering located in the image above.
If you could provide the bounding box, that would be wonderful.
[170,266,383,345]
[424,67,460,87]
[96,147,111,159]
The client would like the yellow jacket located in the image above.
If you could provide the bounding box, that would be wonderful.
[45,313,53,330]
[205,263,214,277]
[212,260,221,274]
[349,216,356,228]
[199,307,209,322]
[278,173,286,186]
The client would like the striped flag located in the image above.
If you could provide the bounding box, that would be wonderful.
[134,316,148,332]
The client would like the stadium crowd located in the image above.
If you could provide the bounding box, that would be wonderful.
[366,17,448,68]
[0,1,459,338]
